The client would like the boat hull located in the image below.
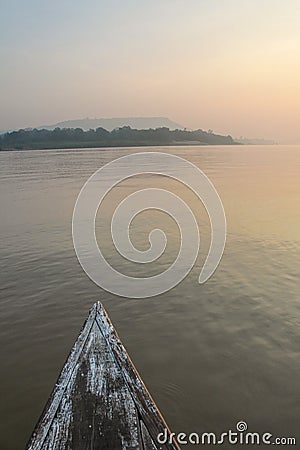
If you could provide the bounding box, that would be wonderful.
[25,303,180,450]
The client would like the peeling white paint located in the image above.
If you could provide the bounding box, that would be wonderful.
[26,303,180,450]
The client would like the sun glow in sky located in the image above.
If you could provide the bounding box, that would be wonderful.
[1,0,300,143]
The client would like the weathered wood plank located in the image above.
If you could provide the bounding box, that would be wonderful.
[140,421,158,450]
[25,303,180,450]
[95,303,180,450]
[26,306,97,450]
[41,322,141,449]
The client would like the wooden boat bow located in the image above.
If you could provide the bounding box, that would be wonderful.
[26,302,180,450]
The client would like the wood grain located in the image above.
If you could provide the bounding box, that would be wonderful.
[25,303,180,450]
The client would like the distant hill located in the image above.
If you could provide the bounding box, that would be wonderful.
[38,117,185,132]
[235,137,277,145]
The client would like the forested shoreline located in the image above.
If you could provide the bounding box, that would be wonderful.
[0,126,238,150]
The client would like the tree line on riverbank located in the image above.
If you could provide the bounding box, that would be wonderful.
[0,126,238,150]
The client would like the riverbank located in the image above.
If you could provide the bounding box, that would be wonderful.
[0,126,238,150]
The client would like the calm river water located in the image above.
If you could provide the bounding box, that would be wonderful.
[0,145,299,449]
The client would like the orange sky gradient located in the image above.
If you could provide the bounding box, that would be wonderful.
[1,1,300,143]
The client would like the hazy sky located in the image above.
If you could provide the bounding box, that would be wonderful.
[1,0,300,143]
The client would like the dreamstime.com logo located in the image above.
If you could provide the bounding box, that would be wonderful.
[72,152,226,298]
[158,421,297,446]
